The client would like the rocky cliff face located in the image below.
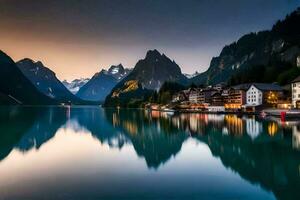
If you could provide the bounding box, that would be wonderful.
[0,51,56,105]
[103,49,189,107]
[123,49,188,90]
[191,8,300,86]
[17,58,81,104]
[76,64,131,102]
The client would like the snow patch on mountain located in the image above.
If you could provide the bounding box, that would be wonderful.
[63,78,90,94]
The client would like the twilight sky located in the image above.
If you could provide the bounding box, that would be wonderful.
[0,0,299,81]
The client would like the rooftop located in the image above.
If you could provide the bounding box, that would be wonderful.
[231,83,283,91]
[291,76,300,83]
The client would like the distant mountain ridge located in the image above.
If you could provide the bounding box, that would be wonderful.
[17,58,82,104]
[76,64,132,102]
[191,7,300,86]
[63,78,90,94]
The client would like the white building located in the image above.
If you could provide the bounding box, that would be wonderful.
[246,85,263,106]
[245,83,283,108]
[291,76,300,108]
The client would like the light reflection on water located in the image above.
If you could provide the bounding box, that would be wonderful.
[0,106,299,199]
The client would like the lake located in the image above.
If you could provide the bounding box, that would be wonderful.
[0,106,299,200]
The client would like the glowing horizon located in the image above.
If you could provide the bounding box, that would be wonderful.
[0,0,299,81]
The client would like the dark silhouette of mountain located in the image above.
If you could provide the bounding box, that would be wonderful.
[122,49,188,90]
[0,51,56,105]
[77,64,131,102]
[191,8,300,86]
[104,50,188,107]
[62,78,90,94]
[17,58,83,104]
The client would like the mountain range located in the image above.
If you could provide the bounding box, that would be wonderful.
[63,78,90,94]
[191,8,300,86]
[76,64,132,102]
[17,58,83,104]
[0,7,300,106]
[104,49,189,107]
[0,51,56,105]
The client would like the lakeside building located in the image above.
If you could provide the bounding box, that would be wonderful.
[188,88,218,105]
[291,76,300,108]
[211,92,224,106]
[224,84,249,110]
[172,89,190,103]
[243,83,283,111]
[200,88,217,104]
[168,82,288,112]
[188,88,202,103]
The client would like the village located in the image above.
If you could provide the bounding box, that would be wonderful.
[148,76,300,118]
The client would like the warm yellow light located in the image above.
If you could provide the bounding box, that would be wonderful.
[268,122,278,136]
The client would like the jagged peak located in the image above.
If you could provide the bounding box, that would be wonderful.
[108,63,124,71]
[145,49,162,59]
[17,58,46,68]
[18,58,35,64]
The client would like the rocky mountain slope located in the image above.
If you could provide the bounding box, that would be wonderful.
[104,49,189,107]
[0,51,55,105]
[191,8,300,86]
[122,49,188,90]
[17,58,82,104]
[77,64,131,102]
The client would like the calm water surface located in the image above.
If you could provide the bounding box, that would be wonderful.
[0,106,300,200]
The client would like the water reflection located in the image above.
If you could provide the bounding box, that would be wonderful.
[0,106,67,161]
[0,106,299,199]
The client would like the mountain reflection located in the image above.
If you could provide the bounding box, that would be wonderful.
[104,109,188,168]
[0,106,68,161]
[0,106,300,199]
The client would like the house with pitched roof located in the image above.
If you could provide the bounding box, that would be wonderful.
[244,83,283,110]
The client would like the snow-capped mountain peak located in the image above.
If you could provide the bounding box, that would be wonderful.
[63,78,90,94]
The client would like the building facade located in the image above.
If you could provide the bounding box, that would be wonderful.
[292,76,300,108]
[211,92,224,106]
[245,83,283,109]
[188,89,202,103]
[224,85,248,110]
[246,85,263,106]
